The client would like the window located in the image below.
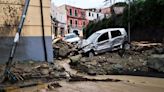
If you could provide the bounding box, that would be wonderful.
[75,20,78,27]
[111,30,121,38]
[97,14,99,18]
[92,13,94,17]
[87,33,100,42]
[83,21,85,26]
[70,9,72,16]
[75,10,78,16]
[81,12,85,18]
[70,20,72,26]
[98,32,109,42]
[89,12,91,16]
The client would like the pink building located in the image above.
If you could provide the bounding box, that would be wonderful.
[58,5,88,36]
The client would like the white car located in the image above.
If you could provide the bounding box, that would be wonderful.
[64,33,80,43]
[78,28,129,57]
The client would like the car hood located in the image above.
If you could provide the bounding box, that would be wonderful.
[78,39,92,48]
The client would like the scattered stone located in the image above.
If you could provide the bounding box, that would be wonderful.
[87,70,97,76]
[48,82,62,90]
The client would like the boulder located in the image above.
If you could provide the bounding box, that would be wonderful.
[147,54,164,72]
[69,54,82,66]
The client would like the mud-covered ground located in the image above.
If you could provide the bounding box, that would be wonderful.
[69,45,164,76]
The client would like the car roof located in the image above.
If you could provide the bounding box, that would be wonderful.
[95,28,125,34]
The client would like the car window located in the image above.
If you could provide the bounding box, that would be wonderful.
[111,30,121,38]
[98,32,109,42]
[87,33,100,42]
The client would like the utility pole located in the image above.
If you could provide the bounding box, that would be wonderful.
[128,0,131,42]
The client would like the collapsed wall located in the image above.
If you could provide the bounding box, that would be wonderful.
[0,0,53,63]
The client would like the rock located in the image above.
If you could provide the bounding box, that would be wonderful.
[48,82,62,90]
[87,70,97,76]
[147,54,164,72]
[80,57,90,62]
[69,55,82,66]
[29,61,35,65]
[40,68,49,75]
[53,40,76,58]
[153,47,164,54]
[53,65,65,72]
[37,64,50,75]
[59,72,67,78]
[40,64,49,69]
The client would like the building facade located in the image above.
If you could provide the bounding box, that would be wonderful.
[0,0,53,63]
[100,7,112,18]
[51,3,66,38]
[113,6,125,15]
[85,8,105,22]
[58,5,88,36]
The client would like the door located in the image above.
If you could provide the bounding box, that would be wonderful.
[110,30,124,48]
[60,28,64,37]
[95,32,111,53]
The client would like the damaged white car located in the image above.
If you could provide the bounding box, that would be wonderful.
[78,28,129,57]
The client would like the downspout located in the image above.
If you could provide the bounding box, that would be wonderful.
[40,0,48,61]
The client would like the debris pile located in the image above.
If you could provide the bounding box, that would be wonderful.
[52,38,78,58]
[0,61,68,82]
[69,42,164,76]
[70,52,148,75]
[147,54,164,73]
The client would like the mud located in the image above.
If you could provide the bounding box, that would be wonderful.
[0,61,68,87]
[69,46,164,76]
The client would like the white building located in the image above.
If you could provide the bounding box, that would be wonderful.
[85,8,105,21]
[51,3,66,38]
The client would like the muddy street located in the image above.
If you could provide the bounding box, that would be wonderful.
[19,59,164,92]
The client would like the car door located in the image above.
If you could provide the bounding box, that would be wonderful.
[110,30,124,48]
[95,32,111,53]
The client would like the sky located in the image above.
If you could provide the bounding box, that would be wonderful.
[52,0,125,8]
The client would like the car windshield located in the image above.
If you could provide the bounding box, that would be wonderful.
[87,33,100,42]
[65,34,77,40]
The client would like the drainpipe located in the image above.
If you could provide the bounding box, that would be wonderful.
[40,0,48,61]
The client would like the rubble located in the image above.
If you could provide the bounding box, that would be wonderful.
[0,41,164,90]
[0,61,68,84]
[147,54,164,73]
[48,82,62,90]
[69,52,148,75]
[52,38,78,58]
[69,42,164,76]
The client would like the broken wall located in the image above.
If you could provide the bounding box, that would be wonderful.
[0,0,53,63]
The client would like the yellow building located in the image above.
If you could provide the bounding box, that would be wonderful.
[0,0,53,62]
